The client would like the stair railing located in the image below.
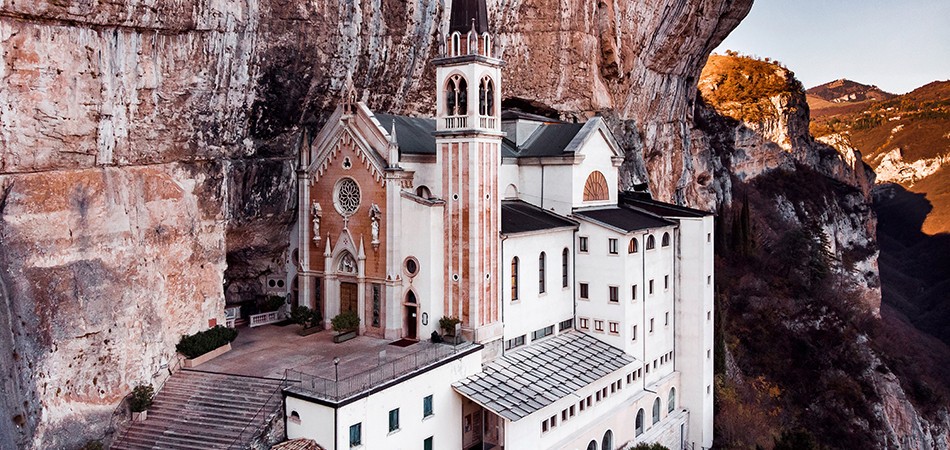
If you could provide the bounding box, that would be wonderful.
[226,375,294,449]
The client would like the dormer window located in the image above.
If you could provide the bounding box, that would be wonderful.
[446,75,468,116]
[479,76,495,116]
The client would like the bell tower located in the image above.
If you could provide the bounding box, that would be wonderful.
[434,0,504,352]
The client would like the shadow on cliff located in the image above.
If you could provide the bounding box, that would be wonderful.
[874,183,950,346]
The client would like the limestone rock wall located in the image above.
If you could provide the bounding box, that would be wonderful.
[0,0,753,447]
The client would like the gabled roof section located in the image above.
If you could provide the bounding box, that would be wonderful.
[620,191,713,218]
[573,205,675,233]
[500,116,624,161]
[306,103,391,187]
[373,113,436,155]
[452,332,635,421]
[501,200,578,235]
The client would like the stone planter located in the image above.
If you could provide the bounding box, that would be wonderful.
[443,334,463,345]
[298,325,322,337]
[131,410,147,422]
[182,342,232,368]
[333,330,357,343]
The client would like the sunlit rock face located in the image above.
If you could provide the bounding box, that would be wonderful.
[0,0,752,447]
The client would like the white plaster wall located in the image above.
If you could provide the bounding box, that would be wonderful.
[501,229,575,344]
[398,196,445,340]
[286,348,483,450]
[573,221,630,352]
[674,216,715,449]
[401,160,441,199]
[505,371,683,450]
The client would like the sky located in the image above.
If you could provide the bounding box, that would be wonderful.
[714,0,950,94]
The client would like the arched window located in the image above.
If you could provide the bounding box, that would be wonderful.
[586,441,597,450]
[290,410,301,424]
[668,387,676,413]
[538,252,546,294]
[652,398,661,424]
[662,232,671,247]
[583,171,609,201]
[479,76,495,116]
[602,430,613,450]
[628,238,639,254]
[482,32,492,56]
[450,32,461,56]
[561,248,569,288]
[646,235,656,250]
[415,185,432,199]
[446,75,468,116]
[504,184,518,199]
[511,257,519,301]
[635,409,644,436]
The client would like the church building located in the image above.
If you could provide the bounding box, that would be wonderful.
[282,1,714,448]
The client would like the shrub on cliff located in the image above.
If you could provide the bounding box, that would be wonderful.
[176,326,238,359]
[128,384,154,413]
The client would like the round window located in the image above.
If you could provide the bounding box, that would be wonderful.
[334,178,361,216]
[404,257,420,277]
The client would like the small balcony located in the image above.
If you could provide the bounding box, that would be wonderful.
[441,114,499,132]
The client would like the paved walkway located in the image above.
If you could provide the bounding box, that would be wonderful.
[197,325,444,381]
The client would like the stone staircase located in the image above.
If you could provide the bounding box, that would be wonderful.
[111,370,290,450]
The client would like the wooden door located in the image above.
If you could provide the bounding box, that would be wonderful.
[340,282,358,313]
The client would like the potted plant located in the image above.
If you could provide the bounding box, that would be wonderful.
[439,316,462,344]
[176,326,239,368]
[129,384,154,422]
[331,311,360,343]
[291,305,323,336]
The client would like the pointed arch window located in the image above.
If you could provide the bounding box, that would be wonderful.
[628,238,639,253]
[538,252,546,294]
[479,76,495,116]
[662,232,671,247]
[582,171,609,201]
[446,75,468,116]
[511,257,520,301]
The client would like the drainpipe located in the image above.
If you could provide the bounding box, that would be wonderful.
[500,233,507,354]
[334,406,338,450]
[642,230,647,392]
[540,163,545,210]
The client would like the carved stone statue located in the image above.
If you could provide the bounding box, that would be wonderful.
[369,203,381,245]
[311,202,322,241]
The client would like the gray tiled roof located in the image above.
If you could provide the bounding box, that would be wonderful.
[452,332,634,421]
[573,206,676,233]
[374,113,437,155]
[501,200,578,234]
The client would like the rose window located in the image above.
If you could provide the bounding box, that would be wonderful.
[334,178,361,216]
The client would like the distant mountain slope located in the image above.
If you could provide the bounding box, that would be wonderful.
[809,80,950,234]
[806,79,895,119]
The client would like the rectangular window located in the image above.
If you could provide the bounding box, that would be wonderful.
[608,286,619,303]
[349,423,362,447]
[562,409,568,421]
[665,312,669,326]
[511,257,519,301]
[645,364,650,373]
[586,396,592,407]
[570,405,576,417]
[579,283,589,299]
[631,325,637,341]
[653,359,657,369]
[608,321,619,334]
[531,325,554,341]
[594,320,604,332]
[423,395,434,418]
[649,318,654,333]
[388,408,400,432]
[550,415,558,428]
[649,279,654,294]
[707,311,712,321]
[372,284,381,327]
[542,420,549,433]
[579,236,589,252]
[596,391,601,402]
[631,284,638,301]
[608,238,618,254]
[424,436,433,450]
[707,232,712,243]
[664,275,669,290]
[505,335,526,350]
[707,349,712,359]
[559,318,573,331]
[708,275,712,285]
[579,400,586,412]
[579,318,589,330]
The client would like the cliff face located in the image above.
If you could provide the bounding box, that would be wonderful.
[0,0,753,447]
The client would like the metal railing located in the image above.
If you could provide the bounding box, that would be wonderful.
[226,376,295,449]
[287,343,468,401]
